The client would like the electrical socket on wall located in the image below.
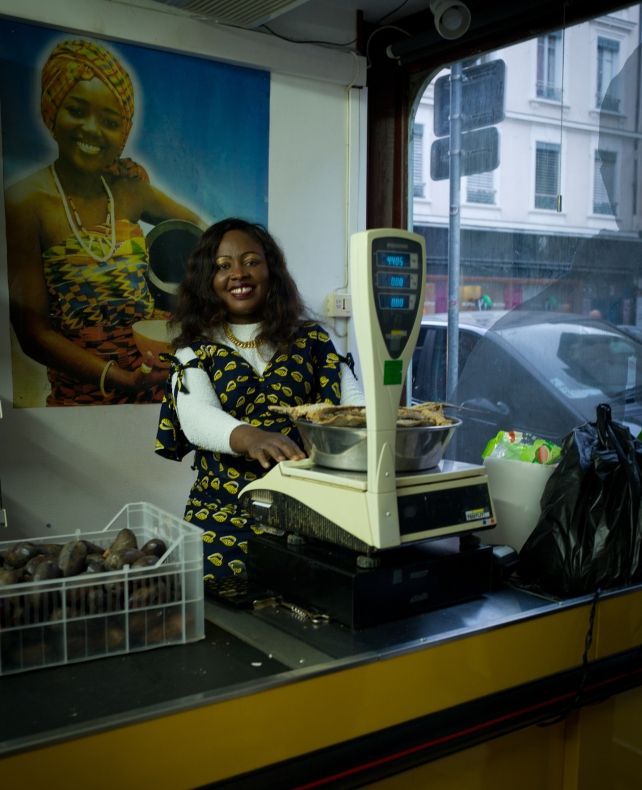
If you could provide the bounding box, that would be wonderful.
[325,291,352,317]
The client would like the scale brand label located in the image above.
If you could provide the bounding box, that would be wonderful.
[465,507,491,522]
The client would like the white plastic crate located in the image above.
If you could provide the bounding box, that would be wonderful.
[0,502,204,675]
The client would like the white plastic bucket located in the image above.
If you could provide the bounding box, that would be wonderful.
[484,457,557,551]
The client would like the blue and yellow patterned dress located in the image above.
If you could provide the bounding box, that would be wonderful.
[155,322,344,583]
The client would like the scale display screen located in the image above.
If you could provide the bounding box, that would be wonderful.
[378,293,411,310]
[377,271,411,289]
[376,250,414,269]
[370,235,424,357]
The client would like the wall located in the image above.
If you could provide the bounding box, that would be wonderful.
[0,0,367,538]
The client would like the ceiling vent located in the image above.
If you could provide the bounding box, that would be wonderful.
[148,0,313,28]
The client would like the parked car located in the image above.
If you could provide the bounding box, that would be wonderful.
[411,310,642,464]
[618,324,642,343]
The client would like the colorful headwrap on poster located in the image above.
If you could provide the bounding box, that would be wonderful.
[40,39,135,151]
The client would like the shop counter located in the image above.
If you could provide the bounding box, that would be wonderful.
[1,581,642,788]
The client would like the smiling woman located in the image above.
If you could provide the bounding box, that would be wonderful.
[212,229,272,324]
[155,218,364,583]
[4,38,206,406]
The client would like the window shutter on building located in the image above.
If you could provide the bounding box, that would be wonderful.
[467,170,495,204]
[535,142,560,210]
[593,149,617,215]
[413,122,425,198]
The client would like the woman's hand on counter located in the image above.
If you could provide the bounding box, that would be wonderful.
[230,424,306,469]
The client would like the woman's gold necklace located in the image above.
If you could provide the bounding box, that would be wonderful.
[223,323,263,349]
[50,164,117,263]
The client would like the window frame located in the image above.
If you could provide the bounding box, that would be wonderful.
[536,31,563,101]
[466,169,496,205]
[534,140,561,211]
[596,35,621,109]
[592,147,618,215]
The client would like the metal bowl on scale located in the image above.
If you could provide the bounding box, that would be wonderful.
[294,417,462,473]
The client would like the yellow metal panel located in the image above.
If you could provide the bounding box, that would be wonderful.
[574,686,642,789]
[561,711,583,790]
[0,599,605,789]
[594,589,642,657]
[365,719,569,789]
[338,684,642,790]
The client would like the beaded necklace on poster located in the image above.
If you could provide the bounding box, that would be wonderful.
[50,164,116,263]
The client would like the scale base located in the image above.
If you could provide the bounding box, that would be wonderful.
[248,532,493,630]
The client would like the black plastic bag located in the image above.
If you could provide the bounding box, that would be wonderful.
[518,403,642,597]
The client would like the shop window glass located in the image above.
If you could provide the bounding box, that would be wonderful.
[410,3,642,464]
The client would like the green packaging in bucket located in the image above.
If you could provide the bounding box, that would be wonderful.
[482,430,561,465]
[482,430,561,550]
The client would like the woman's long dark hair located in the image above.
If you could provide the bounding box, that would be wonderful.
[170,218,308,349]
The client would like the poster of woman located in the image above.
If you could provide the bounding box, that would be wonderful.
[0,19,270,407]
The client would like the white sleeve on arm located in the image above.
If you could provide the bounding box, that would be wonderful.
[173,347,244,454]
[323,324,363,406]
[340,363,364,405]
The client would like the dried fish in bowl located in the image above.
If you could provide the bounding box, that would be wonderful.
[398,401,454,427]
[269,403,367,426]
[269,401,455,428]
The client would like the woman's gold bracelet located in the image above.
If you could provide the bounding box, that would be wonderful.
[100,360,116,399]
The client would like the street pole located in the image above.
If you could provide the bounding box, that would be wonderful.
[447,60,462,401]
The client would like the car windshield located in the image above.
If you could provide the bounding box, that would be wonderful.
[496,318,642,418]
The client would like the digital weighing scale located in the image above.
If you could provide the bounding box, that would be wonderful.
[240,229,496,628]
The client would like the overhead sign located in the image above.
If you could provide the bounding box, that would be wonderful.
[430,127,500,181]
[434,59,506,138]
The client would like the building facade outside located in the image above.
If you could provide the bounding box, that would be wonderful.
[412,2,642,325]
